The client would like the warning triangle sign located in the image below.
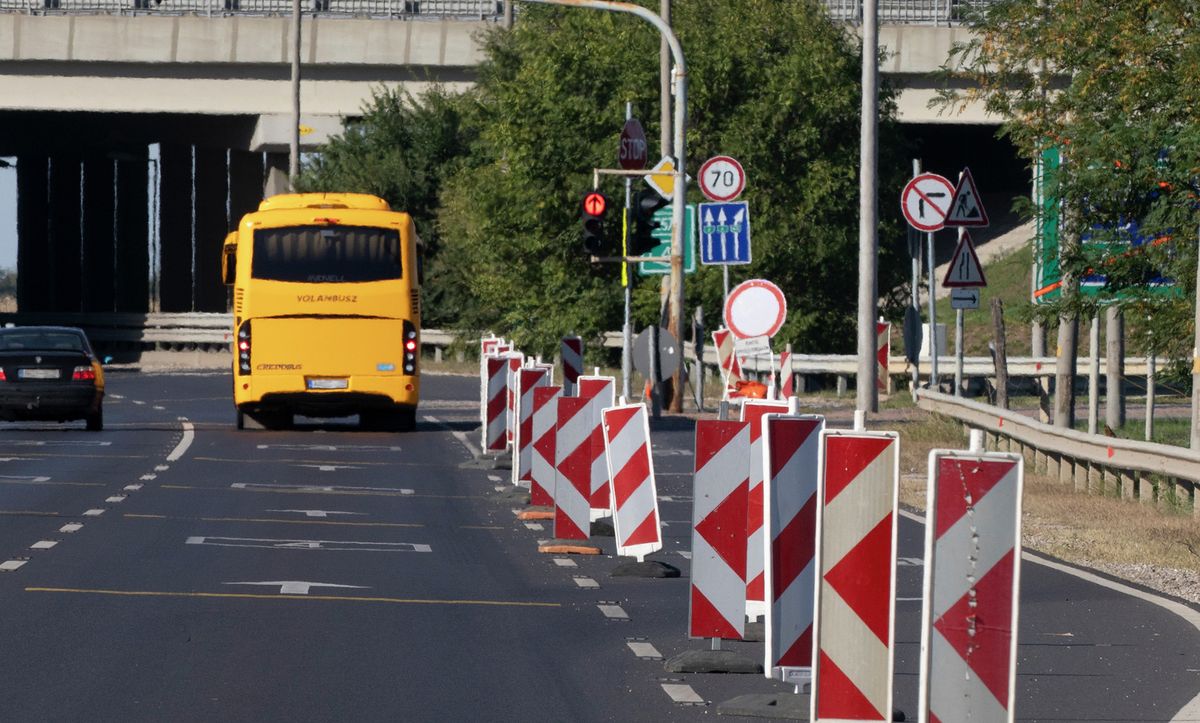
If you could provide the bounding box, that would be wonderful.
[944,167,989,228]
[942,230,987,288]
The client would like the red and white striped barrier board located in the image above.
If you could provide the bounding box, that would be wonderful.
[561,336,583,397]
[690,419,751,640]
[712,328,745,399]
[812,429,899,723]
[741,399,791,621]
[602,403,661,561]
[876,322,890,393]
[530,386,562,507]
[762,413,825,685]
[478,338,508,448]
[919,451,1024,723]
[505,354,524,444]
[578,375,616,520]
[779,350,794,398]
[553,395,594,540]
[483,355,514,451]
[511,367,551,486]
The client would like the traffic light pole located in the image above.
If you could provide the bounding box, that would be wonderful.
[521,0,688,413]
[622,102,634,403]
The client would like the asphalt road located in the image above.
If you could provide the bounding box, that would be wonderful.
[0,370,1197,722]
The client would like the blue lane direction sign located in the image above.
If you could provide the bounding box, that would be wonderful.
[638,204,697,276]
[699,201,751,265]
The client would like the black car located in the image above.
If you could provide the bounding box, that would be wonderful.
[0,326,106,431]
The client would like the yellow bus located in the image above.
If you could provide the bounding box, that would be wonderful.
[221,193,421,431]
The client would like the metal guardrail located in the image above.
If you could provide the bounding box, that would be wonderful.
[915,388,1198,516]
[0,0,991,25]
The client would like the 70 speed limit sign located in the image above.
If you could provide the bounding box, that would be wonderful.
[699,155,746,202]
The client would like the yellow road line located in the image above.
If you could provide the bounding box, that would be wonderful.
[191,456,388,467]
[25,587,561,609]
[0,480,103,488]
[123,513,423,528]
[159,485,479,500]
[0,510,60,517]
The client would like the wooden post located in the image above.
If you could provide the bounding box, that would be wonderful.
[990,297,1009,409]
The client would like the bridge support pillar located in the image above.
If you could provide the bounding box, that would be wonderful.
[159,144,193,312]
[194,148,228,312]
[115,156,149,313]
[49,155,83,312]
[264,152,289,197]
[82,156,116,312]
[230,150,264,225]
[16,155,51,312]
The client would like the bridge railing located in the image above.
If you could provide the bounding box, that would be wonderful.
[0,0,994,24]
[0,0,501,16]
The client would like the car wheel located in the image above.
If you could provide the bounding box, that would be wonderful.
[85,407,103,432]
[236,410,246,430]
[241,411,290,431]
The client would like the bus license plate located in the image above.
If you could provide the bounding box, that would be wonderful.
[20,368,60,380]
[307,378,348,390]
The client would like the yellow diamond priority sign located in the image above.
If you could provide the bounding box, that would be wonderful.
[645,157,676,200]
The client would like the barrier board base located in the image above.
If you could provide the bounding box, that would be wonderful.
[516,506,554,521]
[610,560,680,578]
[537,539,602,555]
[664,649,763,675]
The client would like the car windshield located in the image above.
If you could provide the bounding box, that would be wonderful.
[0,332,86,352]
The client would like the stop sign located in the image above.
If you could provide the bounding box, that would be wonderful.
[619,118,648,170]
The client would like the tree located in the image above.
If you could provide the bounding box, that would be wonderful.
[438,0,909,358]
[941,0,1200,409]
[296,86,474,328]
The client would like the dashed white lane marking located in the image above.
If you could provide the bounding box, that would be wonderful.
[83,509,105,517]
[0,474,51,483]
[31,541,58,550]
[573,576,599,589]
[267,509,366,519]
[231,482,414,495]
[124,484,143,491]
[524,523,545,531]
[187,536,431,553]
[224,581,370,595]
[132,400,146,406]
[553,558,578,568]
[661,683,704,705]
[423,414,482,458]
[152,405,166,411]
[0,560,28,572]
[60,523,83,533]
[598,604,629,620]
[105,496,126,504]
[109,394,125,400]
[495,486,508,492]
[627,641,663,660]
[677,551,693,560]
[487,475,502,482]
[154,465,169,472]
[166,420,194,462]
[140,474,157,481]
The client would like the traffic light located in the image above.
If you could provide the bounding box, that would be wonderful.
[581,191,610,256]
[631,189,670,254]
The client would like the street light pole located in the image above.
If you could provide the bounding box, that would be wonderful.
[289,0,301,190]
[518,0,688,412]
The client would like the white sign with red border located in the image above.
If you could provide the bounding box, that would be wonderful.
[944,166,990,228]
[942,230,988,288]
[901,173,955,232]
[699,155,746,202]
[725,279,787,340]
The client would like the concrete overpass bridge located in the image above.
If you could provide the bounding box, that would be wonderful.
[0,0,1002,319]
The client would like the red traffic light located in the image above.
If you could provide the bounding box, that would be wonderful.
[582,192,608,217]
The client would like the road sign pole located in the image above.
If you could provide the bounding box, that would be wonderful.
[622,103,634,402]
[928,230,938,388]
[910,160,921,396]
[954,224,964,397]
[722,266,730,308]
[856,0,880,416]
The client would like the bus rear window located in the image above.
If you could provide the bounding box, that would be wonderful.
[252,225,402,283]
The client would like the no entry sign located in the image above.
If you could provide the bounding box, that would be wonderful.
[901,172,955,232]
[724,279,787,340]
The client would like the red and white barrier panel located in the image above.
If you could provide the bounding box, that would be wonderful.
[561,336,583,397]
[602,403,661,561]
[762,413,825,686]
[919,450,1024,723]
[511,366,550,486]
[553,395,594,540]
[690,419,751,640]
[529,386,562,508]
[505,354,524,444]
[712,328,745,400]
[812,429,899,723]
[578,375,616,520]
[478,338,509,449]
[876,322,890,393]
[779,350,794,398]
[741,399,792,621]
[483,355,515,452]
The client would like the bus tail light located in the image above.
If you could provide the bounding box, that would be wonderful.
[0,368,6,381]
[403,320,418,375]
[237,320,252,375]
[72,366,96,381]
